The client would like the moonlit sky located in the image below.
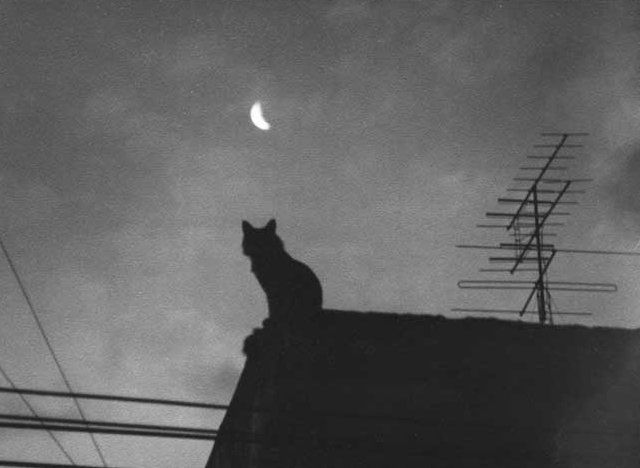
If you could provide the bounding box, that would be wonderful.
[1,0,640,466]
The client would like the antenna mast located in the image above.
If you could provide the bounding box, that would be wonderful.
[453,132,629,325]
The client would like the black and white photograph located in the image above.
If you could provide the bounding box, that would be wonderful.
[1,1,640,466]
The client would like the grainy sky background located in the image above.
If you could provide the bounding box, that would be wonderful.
[1,0,640,466]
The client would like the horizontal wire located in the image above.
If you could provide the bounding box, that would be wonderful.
[0,365,76,464]
[0,236,107,465]
[7,402,640,457]
[0,413,216,436]
[0,386,228,410]
[0,462,130,468]
[0,381,603,429]
[0,421,216,440]
[6,419,638,450]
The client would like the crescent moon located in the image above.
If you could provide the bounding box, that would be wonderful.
[250,101,271,131]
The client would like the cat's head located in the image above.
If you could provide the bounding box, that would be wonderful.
[241,219,284,258]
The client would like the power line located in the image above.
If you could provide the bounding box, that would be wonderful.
[0,385,557,425]
[6,413,639,445]
[0,386,228,410]
[0,462,130,468]
[4,386,637,438]
[3,405,639,459]
[0,413,217,436]
[0,365,76,465]
[5,420,638,450]
[0,421,216,440]
[0,236,108,466]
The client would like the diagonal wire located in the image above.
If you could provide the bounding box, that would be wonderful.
[0,236,108,466]
[0,363,76,464]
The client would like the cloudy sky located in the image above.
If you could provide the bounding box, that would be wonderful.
[1,0,640,466]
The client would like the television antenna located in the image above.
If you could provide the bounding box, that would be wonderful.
[452,132,640,325]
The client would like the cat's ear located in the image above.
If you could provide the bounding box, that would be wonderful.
[242,220,253,234]
[265,219,276,233]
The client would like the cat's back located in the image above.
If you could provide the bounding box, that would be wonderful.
[287,256,323,308]
[288,256,322,287]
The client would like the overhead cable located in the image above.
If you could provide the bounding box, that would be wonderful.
[0,386,228,410]
[0,364,76,464]
[0,236,108,466]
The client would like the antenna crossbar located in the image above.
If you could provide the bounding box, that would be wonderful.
[526,155,576,160]
[519,166,568,171]
[451,308,591,317]
[499,243,555,249]
[458,279,616,291]
[512,177,592,183]
[506,188,584,194]
[540,132,589,136]
[507,232,557,237]
[477,223,565,228]
[498,198,578,205]
[489,257,553,263]
[533,144,582,148]
[479,268,540,272]
[456,285,615,292]
[486,212,570,218]
[456,244,640,256]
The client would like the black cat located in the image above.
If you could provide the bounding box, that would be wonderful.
[242,219,323,321]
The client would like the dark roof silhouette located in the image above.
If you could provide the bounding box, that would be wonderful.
[206,310,640,467]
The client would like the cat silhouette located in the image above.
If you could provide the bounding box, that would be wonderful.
[242,219,323,321]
